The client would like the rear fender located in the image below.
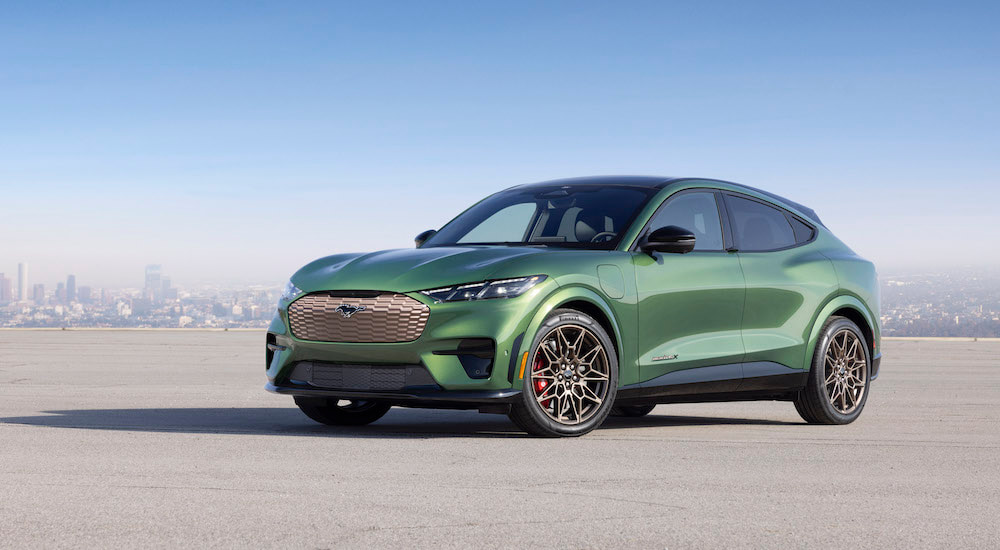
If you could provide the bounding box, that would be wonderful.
[804,295,878,372]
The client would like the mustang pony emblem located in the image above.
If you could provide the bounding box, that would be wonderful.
[334,304,367,318]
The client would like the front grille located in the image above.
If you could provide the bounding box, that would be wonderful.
[313,363,406,390]
[287,292,430,343]
[287,362,437,391]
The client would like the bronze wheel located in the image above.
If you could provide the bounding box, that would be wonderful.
[529,324,611,425]
[794,316,871,425]
[509,309,618,436]
[824,328,868,414]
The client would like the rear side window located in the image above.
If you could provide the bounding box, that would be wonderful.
[787,215,815,243]
[726,195,795,251]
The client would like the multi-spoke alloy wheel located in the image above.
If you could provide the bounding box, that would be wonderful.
[824,329,867,414]
[794,316,871,425]
[509,309,618,436]
[530,324,610,425]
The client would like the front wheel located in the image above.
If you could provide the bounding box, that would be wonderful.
[794,316,871,424]
[294,397,392,426]
[508,309,618,437]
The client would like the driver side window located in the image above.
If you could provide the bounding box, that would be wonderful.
[646,192,724,251]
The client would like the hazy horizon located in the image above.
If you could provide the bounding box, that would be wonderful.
[3,2,998,288]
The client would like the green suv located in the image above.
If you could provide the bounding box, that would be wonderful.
[266,176,880,436]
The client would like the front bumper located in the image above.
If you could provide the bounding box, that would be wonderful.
[265,283,553,396]
[266,381,520,408]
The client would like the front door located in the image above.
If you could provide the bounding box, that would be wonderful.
[633,190,746,386]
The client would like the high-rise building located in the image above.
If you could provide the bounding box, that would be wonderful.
[33,284,45,304]
[17,263,27,302]
[67,275,77,302]
[145,265,162,291]
[56,282,66,302]
[0,274,11,303]
[78,286,92,303]
[145,265,163,303]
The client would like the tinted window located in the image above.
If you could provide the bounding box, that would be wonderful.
[458,203,536,244]
[727,195,795,251]
[646,192,724,251]
[425,186,654,250]
[788,215,815,243]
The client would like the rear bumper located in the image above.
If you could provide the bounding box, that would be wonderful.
[871,352,882,381]
[266,382,520,407]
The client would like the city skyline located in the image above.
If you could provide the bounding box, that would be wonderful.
[2,262,997,336]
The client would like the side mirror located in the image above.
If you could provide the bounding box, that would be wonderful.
[414,229,437,248]
[639,225,696,255]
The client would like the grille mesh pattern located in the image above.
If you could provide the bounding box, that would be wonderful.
[311,364,407,390]
[288,292,430,343]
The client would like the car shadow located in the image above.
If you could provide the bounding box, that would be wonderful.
[0,407,801,438]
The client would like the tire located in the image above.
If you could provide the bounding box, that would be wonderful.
[610,404,656,418]
[294,397,392,426]
[508,308,619,437]
[794,316,871,424]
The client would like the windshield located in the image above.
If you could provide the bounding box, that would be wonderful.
[423,185,655,250]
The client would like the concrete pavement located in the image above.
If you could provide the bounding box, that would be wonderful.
[1,331,998,548]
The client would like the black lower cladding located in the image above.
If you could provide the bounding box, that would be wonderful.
[616,361,808,404]
[287,361,438,391]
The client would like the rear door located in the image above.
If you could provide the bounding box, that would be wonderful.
[633,190,746,386]
[723,193,838,371]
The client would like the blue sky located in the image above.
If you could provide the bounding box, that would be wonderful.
[2,1,998,287]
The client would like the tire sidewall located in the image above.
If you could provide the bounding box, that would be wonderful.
[811,318,871,423]
[517,309,619,436]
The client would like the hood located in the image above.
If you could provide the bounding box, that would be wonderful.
[291,246,556,294]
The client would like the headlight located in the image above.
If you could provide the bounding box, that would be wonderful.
[420,275,546,303]
[278,280,304,305]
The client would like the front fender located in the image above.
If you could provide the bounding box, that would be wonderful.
[511,285,629,390]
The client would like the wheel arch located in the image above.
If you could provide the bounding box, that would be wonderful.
[805,295,878,371]
[513,286,626,389]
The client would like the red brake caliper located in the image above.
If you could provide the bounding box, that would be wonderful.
[532,353,551,407]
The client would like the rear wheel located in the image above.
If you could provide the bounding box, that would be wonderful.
[611,404,656,418]
[794,316,870,424]
[508,309,618,437]
[294,397,392,426]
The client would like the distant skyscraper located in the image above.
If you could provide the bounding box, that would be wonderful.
[66,275,77,302]
[145,265,162,291]
[78,286,92,303]
[145,265,163,302]
[0,274,11,303]
[33,284,45,304]
[56,282,66,302]
[17,263,27,301]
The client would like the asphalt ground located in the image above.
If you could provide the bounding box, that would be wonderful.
[1,330,998,548]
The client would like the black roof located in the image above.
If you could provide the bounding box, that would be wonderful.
[510,175,823,226]
[512,175,675,189]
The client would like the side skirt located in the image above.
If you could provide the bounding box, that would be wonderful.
[615,361,808,405]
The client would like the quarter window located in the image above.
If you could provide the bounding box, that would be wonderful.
[726,195,796,251]
[788,215,815,243]
[646,192,724,251]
